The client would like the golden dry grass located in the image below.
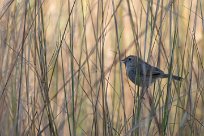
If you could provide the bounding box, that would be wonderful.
[0,0,203,135]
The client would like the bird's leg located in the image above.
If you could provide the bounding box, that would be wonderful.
[140,86,148,99]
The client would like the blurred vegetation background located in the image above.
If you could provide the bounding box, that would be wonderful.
[0,0,203,135]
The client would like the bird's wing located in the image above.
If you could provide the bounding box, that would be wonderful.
[138,60,164,76]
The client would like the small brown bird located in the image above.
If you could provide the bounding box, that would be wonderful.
[121,55,182,87]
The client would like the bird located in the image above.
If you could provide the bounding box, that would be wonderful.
[121,55,182,87]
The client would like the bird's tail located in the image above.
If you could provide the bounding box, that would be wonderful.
[163,74,183,81]
[172,75,183,80]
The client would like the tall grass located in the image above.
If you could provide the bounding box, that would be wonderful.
[0,0,203,135]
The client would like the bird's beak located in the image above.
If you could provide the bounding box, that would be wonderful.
[121,59,125,63]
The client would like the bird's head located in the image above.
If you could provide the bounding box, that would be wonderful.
[121,55,138,68]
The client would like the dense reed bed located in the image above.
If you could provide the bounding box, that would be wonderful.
[0,0,203,135]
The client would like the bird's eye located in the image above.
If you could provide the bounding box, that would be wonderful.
[128,58,131,61]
